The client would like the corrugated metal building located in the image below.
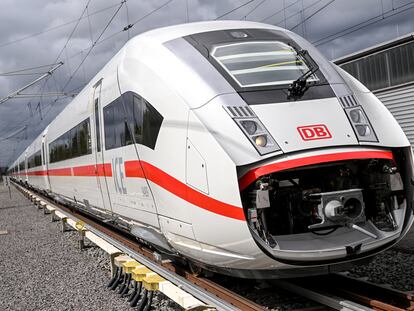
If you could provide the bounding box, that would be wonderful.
[335,34,414,146]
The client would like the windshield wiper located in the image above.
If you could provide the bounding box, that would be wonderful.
[287,49,319,99]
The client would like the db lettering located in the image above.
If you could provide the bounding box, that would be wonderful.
[297,124,332,141]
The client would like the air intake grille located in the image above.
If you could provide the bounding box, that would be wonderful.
[224,105,255,118]
[339,95,358,108]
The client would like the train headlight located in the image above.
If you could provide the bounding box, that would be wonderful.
[355,124,371,136]
[349,109,365,123]
[345,107,377,142]
[241,120,258,135]
[223,105,281,155]
[255,135,267,147]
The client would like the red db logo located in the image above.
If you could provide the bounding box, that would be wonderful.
[297,124,332,141]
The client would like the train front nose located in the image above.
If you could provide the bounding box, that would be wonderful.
[234,98,414,264]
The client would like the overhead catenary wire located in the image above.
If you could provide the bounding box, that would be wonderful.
[37,0,94,106]
[0,62,64,106]
[86,4,95,45]
[0,3,121,49]
[260,0,301,22]
[124,0,131,40]
[10,1,129,130]
[53,0,93,65]
[272,0,325,28]
[61,0,127,91]
[62,0,174,92]
[215,0,255,20]
[242,0,267,20]
[312,1,414,46]
[289,0,336,31]
[128,0,173,28]
[0,63,62,76]
[0,126,27,142]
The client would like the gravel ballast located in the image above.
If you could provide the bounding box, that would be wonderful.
[0,184,179,311]
[347,249,414,292]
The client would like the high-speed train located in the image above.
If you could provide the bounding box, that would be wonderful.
[8,21,414,278]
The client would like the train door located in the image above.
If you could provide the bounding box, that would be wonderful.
[41,136,50,190]
[92,80,113,213]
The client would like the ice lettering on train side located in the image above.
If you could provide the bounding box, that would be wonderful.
[112,157,127,194]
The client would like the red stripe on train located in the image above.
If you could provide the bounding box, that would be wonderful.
[124,160,245,221]
[72,164,112,177]
[26,170,48,176]
[48,168,72,176]
[238,150,394,191]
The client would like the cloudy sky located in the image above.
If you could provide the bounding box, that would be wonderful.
[0,0,413,168]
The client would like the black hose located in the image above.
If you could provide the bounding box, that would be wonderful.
[118,271,129,294]
[127,280,138,302]
[143,291,153,311]
[129,283,142,307]
[117,272,127,294]
[110,270,124,290]
[120,273,131,296]
[107,266,119,288]
[136,289,148,311]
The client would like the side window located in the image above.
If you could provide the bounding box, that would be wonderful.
[103,102,115,149]
[79,119,91,155]
[49,118,92,163]
[132,95,143,142]
[103,97,134,150]
[34,151,41,167]
[27,152,41,169]
[142,99,163,149]
[103,92,163,150]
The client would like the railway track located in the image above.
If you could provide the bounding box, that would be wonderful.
[13,181,414,311]
[274,273,414,311]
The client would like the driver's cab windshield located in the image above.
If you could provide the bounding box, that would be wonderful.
[211,41,319,88]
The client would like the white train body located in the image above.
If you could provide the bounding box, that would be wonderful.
[9,21,414,278]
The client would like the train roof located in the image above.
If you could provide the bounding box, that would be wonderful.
[135,20,287,44]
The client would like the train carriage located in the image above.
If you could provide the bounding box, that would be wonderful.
[9,21,414,278]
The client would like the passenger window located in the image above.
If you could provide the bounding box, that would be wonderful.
[132,95,143,142]
[142,98,163,150]
[49,118,92,163]
[103,92,163,150]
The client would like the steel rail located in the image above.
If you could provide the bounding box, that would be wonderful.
[275,273,414,311]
